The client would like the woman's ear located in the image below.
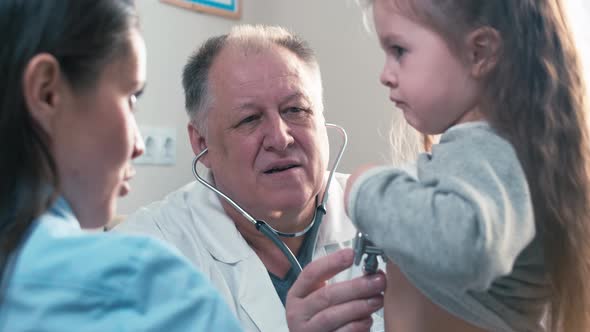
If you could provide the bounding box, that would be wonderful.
[187,121,211,168]
[465,26,502,78]
[22,53,64,136]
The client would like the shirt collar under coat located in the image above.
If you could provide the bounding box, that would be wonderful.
[186,169,357,265]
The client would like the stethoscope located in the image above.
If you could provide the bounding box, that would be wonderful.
[192,123,348,277]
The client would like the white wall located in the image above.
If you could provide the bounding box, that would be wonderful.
[117,1,250,214]
[566,0,590,92]
[245,0,399,170]
[117,0,396,215]
[118,0,590,215]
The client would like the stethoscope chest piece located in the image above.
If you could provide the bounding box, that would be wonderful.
[353,231,384,275]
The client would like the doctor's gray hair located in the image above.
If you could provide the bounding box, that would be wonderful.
[182,24,323,137]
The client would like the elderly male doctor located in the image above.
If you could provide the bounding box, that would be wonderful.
[114,25,385,332]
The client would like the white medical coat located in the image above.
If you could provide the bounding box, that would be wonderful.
[114,171,383,332]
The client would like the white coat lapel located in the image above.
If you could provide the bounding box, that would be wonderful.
[187,173,250,264]
[237,256,289,331]
[187,171,289,331]
[315,173,357,250]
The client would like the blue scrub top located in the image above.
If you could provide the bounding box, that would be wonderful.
[0,197,242,331]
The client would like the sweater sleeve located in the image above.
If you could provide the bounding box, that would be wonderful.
[347,126,535,292]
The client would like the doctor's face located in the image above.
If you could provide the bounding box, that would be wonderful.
[198,45,329,221]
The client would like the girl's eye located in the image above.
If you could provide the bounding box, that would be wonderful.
[392,45,406,59]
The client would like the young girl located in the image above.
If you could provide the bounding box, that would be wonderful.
[346,0,590,331]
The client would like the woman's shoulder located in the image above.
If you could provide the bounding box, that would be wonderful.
[11,219,197,297]
[4,220,240,331]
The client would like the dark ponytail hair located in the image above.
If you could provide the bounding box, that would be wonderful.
[0,0,138,274]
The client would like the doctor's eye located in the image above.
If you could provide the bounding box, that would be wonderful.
[237,114,261,127]
[282,107,310,120]
[285,107,304,114]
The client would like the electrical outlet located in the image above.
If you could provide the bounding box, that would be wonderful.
[134,125,177,166]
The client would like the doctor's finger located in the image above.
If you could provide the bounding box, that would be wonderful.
[333,318,374,332]
[304,296,382,332]
[289,248,355,299]
[301,272,385,318]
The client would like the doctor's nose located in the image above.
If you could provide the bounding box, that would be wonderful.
[262,116,294,152]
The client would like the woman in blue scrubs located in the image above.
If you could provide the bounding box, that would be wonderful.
[0,1,241,331]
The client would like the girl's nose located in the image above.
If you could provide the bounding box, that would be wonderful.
[380,59,399,88]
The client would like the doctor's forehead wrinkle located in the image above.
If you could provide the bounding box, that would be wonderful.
[279,92,313,107]
[230,91,313,112]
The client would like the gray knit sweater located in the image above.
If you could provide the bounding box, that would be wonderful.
[347,122,548,332]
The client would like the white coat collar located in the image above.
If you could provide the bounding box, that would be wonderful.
[315,172,358,247]
[186,170,357,265]
[186,171,253,264]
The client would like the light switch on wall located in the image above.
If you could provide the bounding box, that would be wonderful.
[134,125,177,166]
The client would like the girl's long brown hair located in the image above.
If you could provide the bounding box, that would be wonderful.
[385,0,590,330]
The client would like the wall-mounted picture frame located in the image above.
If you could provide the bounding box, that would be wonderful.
[161,0,241,20]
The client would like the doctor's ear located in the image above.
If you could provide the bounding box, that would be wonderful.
[23,53,65,136]
[188,121,211,168]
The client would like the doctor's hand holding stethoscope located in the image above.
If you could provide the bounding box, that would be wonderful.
[285,248,386,332]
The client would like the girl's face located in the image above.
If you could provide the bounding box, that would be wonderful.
[373,0,482,134]
[51,29,146,228]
